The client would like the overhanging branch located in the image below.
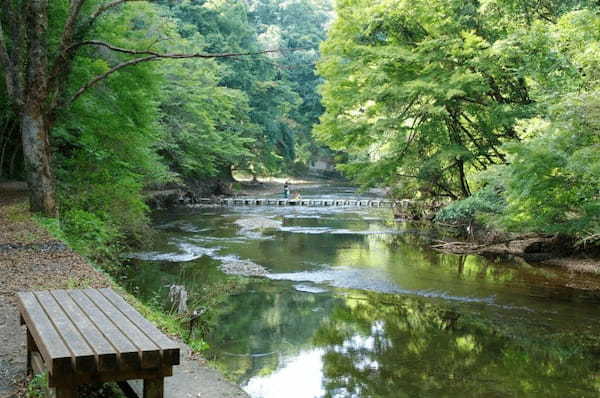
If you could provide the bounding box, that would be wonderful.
[69,46,305,104]
[70,55,157,103]
[70,40,299,59]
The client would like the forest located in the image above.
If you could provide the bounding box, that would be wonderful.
[1,0,332,252]
[2,2,600,397]
[1,0,599,251]
[317,0,600,246]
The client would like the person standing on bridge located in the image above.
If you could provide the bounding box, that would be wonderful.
[283,181,290,198]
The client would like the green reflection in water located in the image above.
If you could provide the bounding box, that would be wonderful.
[314,291,600,398]
[204,282,342,384]
[123,206,600,397]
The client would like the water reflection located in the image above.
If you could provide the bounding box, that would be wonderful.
[122,203,600,398]
[314,292,600,397]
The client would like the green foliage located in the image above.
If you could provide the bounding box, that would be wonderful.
[436,185,505,225]
[498,96,600,237]
[158,58,255,179]
[47,2,171,255]
[490,9,600,239]
[317,0,544,199]
[318,0,600,240]
[27,372,48,398]
[60,210,122,260]
[188,339,210,352]
[161,0,333,174]
[2,0,333,257]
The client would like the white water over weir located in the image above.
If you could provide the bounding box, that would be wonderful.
[195,198,402,208]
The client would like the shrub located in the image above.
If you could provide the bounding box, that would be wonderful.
[436,186,505,225]
[60,209,122,261]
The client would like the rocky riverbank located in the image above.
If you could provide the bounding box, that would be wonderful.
[431,233,600,275]
[390,197,600,274]
[0,184,248,398]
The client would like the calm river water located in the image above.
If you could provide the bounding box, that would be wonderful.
[123,187,600,398]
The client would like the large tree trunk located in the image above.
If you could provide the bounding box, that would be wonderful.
[21,106,57,217]
[20,0,57,217]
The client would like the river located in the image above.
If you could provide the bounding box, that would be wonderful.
[122,186,600,398]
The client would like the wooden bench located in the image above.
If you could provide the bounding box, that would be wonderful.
[16,288,180,398]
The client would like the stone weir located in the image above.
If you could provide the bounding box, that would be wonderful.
[196,198,397,207]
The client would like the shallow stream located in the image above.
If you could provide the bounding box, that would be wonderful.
[123,187,600,397]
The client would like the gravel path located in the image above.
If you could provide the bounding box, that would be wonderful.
[0,296,26,398]
[0,190,114,397]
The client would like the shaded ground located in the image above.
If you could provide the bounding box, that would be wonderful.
[0,183,248,398]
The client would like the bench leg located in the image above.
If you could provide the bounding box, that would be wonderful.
[143,378,164,398]
[26,329,34,375]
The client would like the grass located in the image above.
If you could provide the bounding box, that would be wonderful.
[5,202,30,223]
[26,373,47,398]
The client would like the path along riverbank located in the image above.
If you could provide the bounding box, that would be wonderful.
[0,184,248,398]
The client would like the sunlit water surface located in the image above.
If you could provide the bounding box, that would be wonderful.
[123,187,600,397]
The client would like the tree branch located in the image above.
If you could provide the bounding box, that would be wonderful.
[69,46,304,104]
[62,0,87,47]
[70,40,299,59]
[70,55,158,103]
[48,0,88,113]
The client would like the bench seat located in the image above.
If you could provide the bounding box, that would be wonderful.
[17,288,180,398]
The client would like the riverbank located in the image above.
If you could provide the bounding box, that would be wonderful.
[430,232,600,275]
[0,185,248,398]
[391,198,600,274]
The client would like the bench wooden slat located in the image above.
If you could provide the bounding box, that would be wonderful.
[82,289,161,369]
[98,288,180,365]
[50,290,118,372]
[33,291,97,373]
[67,290,141,371]
[16,292,72,374]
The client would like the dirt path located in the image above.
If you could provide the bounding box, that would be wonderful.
[0,184,248,398]
[0,187,111,397]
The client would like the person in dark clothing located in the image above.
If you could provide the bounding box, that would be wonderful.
[283,181,290,198]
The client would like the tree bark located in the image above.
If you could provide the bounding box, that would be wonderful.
[20,0,58,217]
[21,106,57,216]
[457,159,471,198]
